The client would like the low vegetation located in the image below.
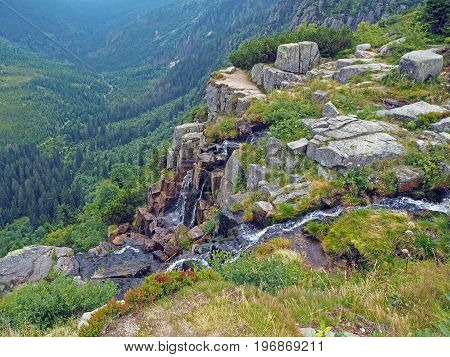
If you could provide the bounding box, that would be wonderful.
[0,275,117,336]
[229,24,354,70]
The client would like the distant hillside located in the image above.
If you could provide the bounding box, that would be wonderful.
[286,0,423,29]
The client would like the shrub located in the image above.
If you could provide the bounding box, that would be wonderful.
[354,22,387,48]
[204,116,237,143]
[323,209,409,266]
[218,253,303,294]
[79,270,199,336]
[303,221,328,240]
[0,276,117,333]
[421,0,449,36]
[229,24,354,70]
[403,144,449,189]
[406,112,449,131]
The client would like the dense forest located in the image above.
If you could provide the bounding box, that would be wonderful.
[0,0,423,257]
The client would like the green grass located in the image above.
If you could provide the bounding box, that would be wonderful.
[323,209,410,266]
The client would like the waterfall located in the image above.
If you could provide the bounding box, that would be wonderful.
[189,178,207,228]
[176,170,193,225]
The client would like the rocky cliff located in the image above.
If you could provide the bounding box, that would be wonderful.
[284,0,422,30]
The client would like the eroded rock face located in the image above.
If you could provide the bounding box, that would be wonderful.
[399,50,443,82]
[394,166,424,193]
[376,101,446,122]
[0,246,77,290]
[247,164,268,191]
[206,69,265,121]
[251,63,306,92]
[275,41,320,74]
[303,116,404,169]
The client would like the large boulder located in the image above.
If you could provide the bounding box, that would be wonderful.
[304,116,404,169]
[172,123,204,151]
[309,132,405,168]
[0,246,78,290]
[376,101,446,122]
[399,50,443,82]
[275,41,320,74]
[251,63,306,92]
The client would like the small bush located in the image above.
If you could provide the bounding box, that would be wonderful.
[204,116,238,143]
[406,112,449,131]
[0,276,117,333]
[218,253,303,294]
[303,221,328,240]
[79,270,198,336]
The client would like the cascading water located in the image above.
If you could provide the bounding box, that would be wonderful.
[166,195,449,271]
[189,178,207,228]
[175,170,193,225]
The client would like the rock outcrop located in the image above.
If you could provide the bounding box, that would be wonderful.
[0,246,77,291]
[303,116,404,169]
[399,50,443,82]
[334,63,396,84]
[206,68,265,122]
[251,63,306,91]
[377,101,447,122]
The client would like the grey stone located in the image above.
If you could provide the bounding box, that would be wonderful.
[218,150,242,206]
[336,58,373,69]
[303,116,404,169]
[266,137,284,169]
[275,41,320,74]
[356,44,371,51]
[379,37,406,56]
[355,50,377,59]
[251,63,306,92]
[247,164,267,191]
[287,138,308,154]
[272,188,310,205]
[399,50,443,82]
[322,101,340,117]
[376,101,446,122]
[172,123,204,151]
[394,166,424,193]
[334,63,395,83]
[0,246,76,290]
[311,90,329,103]
[429,117,450,132]
[309,132,405,168]
[206,68,263,121]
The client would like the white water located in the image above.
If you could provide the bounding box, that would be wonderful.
[189,178,207,228]
[165,195,449,271]
[176,170,193,225]
[376,196,450,214]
